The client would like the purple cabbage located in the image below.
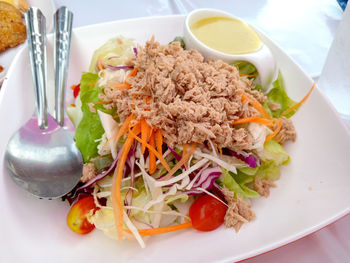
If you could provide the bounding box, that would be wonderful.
[167,145,182,162]
[224,149,260,168]
[105,65,134,70]
[133,47,138,57]
[185,167,222,195]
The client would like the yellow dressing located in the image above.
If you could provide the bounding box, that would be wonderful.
[190,16,261,55]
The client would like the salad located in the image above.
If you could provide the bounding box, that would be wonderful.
[65,35,314,247]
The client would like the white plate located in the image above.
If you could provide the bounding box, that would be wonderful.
[1,15,350,263]
[0,0,56,84]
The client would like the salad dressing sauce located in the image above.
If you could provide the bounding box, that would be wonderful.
[190,16,262,55]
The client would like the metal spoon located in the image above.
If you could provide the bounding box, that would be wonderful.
[4,7,82,199]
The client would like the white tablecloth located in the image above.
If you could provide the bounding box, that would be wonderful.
[53,1,350,262]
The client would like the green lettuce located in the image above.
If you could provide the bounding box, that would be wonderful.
[265,72,297,118]
[260,139,290,166]
[220,168,260,198]
[74,72,113,162]
[254,140,290,181]
[89,36,135,73]
[233,61,257,76]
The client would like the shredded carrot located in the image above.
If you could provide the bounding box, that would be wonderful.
[111,83,131,89]
[70,84,76,90]
[94,100,108,104]
[239,91,270,119]
[162,143,197,181]
[218,147,223,155]
[124,222,192,236]
[240,73,258,78]
[97,59,104,71]
[155,129,163,157]
[148,131,156,174]
[88,81,97,86]
[128,127,170,172]
[70,104,76,107]
[103,114,135,150]
[282,83,316,117]
[231,116,275,127]
[265,119,282,142]
[111,122,141,241]
[127,67,138,78]
[140,119,152,154]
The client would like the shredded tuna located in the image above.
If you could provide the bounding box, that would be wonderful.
[81,162,97,183]
[221,187,256,231]
[268,101,281,111]
[275,116,296,144]
[254,177,276,197]
[102,37,264,149]
[88,102,96,113]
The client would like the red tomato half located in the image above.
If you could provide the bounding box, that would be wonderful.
[67,196,98,235]
[189,194,227,232]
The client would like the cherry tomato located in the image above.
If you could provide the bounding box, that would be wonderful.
[67,196,98,234]
[73,83,80,98]
[189,194,227,232]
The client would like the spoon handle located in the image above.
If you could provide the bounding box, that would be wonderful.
[54,7,73,127]
[25,8,48,130]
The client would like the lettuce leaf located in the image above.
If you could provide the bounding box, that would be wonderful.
[220,168,260,198]
[89,36,135,73]
[233,61,257,76]
[260,139,290,166]
[265,72,297,118]
[74,73,113,162]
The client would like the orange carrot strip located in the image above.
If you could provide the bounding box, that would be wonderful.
[162,143,197,181]
[240,73,258,77]
[111,122,141,241]
[111,83,131,89]
[282,83,316,117]
[127,67,138,78]
[218,147,223,155]
[124,222,192,236]
[94,101,108,104]
[103,114,134,150]
[265,119,282,142]
[97,59,104,71]
[70,104,76,107]
[239,91,270,119]
[128,128,170,172]
[155,129,163,157]
[231,116,275,127]
[148,131,156,174]
[88,81,97,86]
[140,119,151,154]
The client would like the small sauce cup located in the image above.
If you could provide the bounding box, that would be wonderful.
[183,8,277,91]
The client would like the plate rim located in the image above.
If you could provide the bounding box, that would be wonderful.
[1,13,350,263]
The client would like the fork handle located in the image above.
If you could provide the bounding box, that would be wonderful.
[54,6,73,126]
[25,7,48,130]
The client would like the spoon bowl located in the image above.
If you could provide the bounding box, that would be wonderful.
[5,115,82,199]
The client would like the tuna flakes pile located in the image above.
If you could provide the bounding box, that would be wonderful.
[102,38,270,149]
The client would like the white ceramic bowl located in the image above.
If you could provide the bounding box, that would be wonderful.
[183,8,277,91]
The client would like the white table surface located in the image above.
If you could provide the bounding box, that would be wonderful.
[8,0,350,262]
